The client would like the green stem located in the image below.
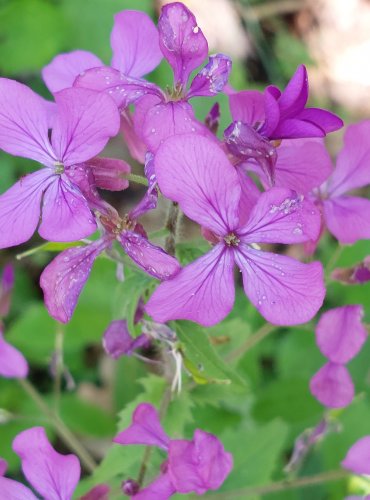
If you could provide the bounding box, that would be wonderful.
[325,244,344,279]
[18,378,97,473]
[207,469,349,499]
[225,323,276,362]
[122,173,148,186]
[54,324,65,413]
[164,202,181,256]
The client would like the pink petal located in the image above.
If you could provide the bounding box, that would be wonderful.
[120,230,180,280]
[154,134,241,235]
[111,11,162,77]
[133,474,176,500]
[261,87,281,137]
[316,305,367,364]
[75,66,163,109]
[38,176,97,242]
[235,247,325,325]
[13,427,80,500]
[145,245,235,327]
[87,157,131,191]
[0,477,36,499]
[42,50,103,93]
[158,2,208,87]
[323,196,370,244]
[229,90,265,126]
[239,187,321,244]
[142,100,212,153]
[51,87,120,167]
[0,169,53,249]
[271,118,325,139]
[0,330,28,378]
[120,109,147,164]
[40,240,107,323]
[102,320,149,359]
[342,436,370,475]
[310,362,354,409]
[236,168,261,226]
[273,138,333,193]
[328,120,370,197]
[0,78,56,166]
[114,403,170,450]
[187,54,232,98]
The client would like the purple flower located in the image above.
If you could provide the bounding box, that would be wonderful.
[145,134,325,327]
[0,427,80,499]
[313,120,370,244]
[0,329,28,379]
[114,403,233,499]
[342,436,370,475]
[0,80,120,248]
[310,362,354,409]
[102,320,150,359]
[331,256,370,285]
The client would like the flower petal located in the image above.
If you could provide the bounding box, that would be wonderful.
[239,187,321,244]
[42,50,103,93]
[323,196,370,244]
[102,320,149,359]
[342,436,370,475]
[0,78,56,166]
[278,65,308,119]
[328,120,370,197]
[187,54,232,98]
[129,153,158,220]
[236,168,261,226]
[235,247,325,325]
[0,477,37,499]
[297,108,343,135]
[13,427,80,500]
[40,240,107,323]
[51,87,120,166]
[0,330,28,378]
[120,109,147,164]
[114,403,170,450]
[310,362,354,409]
[87,157,131,191]
[0,169,53,249]
[145,245,235,327]
[111,11,162,77]
[158,2,208,87]
[38,176,97,242]
[154,134,241,235]
[120,231,180,280]
[133,474,175,500]
[229,90,265,126]
[315,305,367,364]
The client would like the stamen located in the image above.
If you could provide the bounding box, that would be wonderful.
[224,233,240,246]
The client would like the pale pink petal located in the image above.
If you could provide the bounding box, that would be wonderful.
[273,139,333,193]
[13,427,80,500]
[87,157,131,191]
[145,245,235,327]
[235,247,325,325]
[154,134,241,235]
[323,196,370,244]
[114,403,170,450]
[158,2,208,86]
[0,477,36,499]
[229,90,265,126]
[0,78,56,166]
[0,169,54,249]
[239,188,321,244]
[38,176,97,242]
[51,87,120,166]
[342,436,370,475]
[316,305,367,364]
[328,120,370,197]
[187,54,232,98]
[310,362,354,409]
[42,50,103,93]
[111,11,162,77]
[0,330,28,378]
[40,240,107,323]
[120,231,180,280]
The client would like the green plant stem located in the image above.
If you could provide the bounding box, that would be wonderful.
[18,378,97,473]
[325,244,344,279]
[207,469,348,499]
[164,202,181,256]
[225,323,276,362]
[54,324,65,413]
[122,173,148,186]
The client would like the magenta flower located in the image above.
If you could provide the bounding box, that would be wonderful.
[145,134,325,327]
[114,403,233,498]
[313,120,370,244]
[0,79,120,248]
[342,436,370,475]
[0,427,80,499]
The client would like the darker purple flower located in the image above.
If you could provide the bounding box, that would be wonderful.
[0,427,80,499]
[146,134,325,327]
[114,403,232,499]
[342,436,370,475]
[0,80,120,248]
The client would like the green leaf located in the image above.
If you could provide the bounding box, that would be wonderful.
[176,321,247,388]
[175,239,210,266]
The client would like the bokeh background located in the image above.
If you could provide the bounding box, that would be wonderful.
[1,1,370,498]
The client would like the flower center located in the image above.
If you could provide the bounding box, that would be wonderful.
[224,232,240,246]
[54,162,64,174]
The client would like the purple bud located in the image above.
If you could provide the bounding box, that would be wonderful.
[88,157,131,192]
[122,479,140,496]
[102,320,149,359]
[331,256,370,285]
